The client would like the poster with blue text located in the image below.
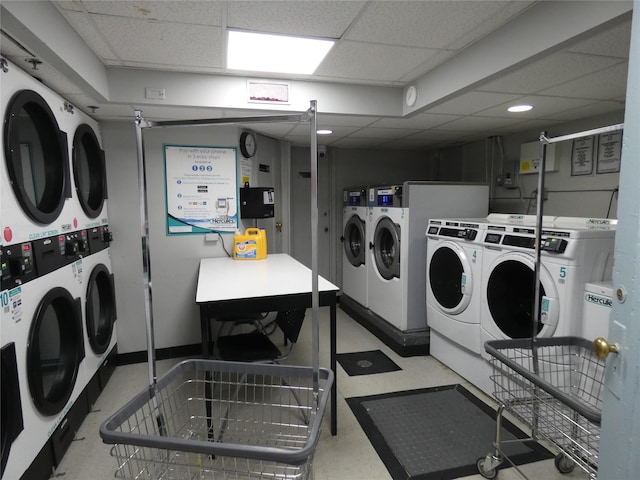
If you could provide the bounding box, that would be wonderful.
[164,144,238,235]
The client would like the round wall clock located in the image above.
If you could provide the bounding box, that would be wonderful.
[405,85,418,107]
[239,131,257,158]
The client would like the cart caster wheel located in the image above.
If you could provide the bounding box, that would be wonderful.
[477,457,499,479]
[554,453,575,474]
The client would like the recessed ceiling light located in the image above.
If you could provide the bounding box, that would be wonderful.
[508,104,533,113]
[317,129,333,135]
[227,30,334,75]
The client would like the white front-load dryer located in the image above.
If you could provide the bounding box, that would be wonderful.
[480,217,617,360]
[1,59,75,247]
[341,187,368,307]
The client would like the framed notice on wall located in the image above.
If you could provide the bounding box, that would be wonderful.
[571,136,594,176]
[597,131,622,174]
[164,144,238,235]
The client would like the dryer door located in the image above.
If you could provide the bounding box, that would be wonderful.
[4,90,70,224]
[27,287,84,416]
[372,216,400,280]
[86,264,116,355]
[73,124,107,219]
[428,241,474,316]
[1,342,24,477]
[343,214,365,267]
[485,253,559,338]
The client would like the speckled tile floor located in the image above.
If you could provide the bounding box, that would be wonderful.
[55,307,589,480]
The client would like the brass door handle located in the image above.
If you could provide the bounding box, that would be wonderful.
[275,222,282,232]
[593,337,619,359]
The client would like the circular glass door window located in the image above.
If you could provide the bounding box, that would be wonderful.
[86,264,116,354]
[487,260,545,338]
[429,247,464,309]
[27,287,83,416]
[343,215,365,267]
[373,217,400,280]
[4,90,69,224]
[73,124,106,219]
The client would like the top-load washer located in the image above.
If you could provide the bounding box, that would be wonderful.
[367,182,489,332]
[479,216,617,359]
[341,187,368,307]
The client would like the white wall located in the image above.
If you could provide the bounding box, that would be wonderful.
[102,120,282,354]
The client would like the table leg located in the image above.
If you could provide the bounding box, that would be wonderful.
[200,306,210,357]
[331,299,337,436]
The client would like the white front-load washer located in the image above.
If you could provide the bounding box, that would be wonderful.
[78,234,117,408]
[341,187,368,307]
[367,183,490,333]
[426,218,487,353]
[480,216,617,360]
[1,259,87,480]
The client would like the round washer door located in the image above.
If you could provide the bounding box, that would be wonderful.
[1,343,24,477]
[27,287,84,416]
[428,241,474,315]
[73,124,107,219]
[3,89,69,225]
[485,253,559,339]
[343,214,366,267]
[372,216,400,280]
[86,264,116,355]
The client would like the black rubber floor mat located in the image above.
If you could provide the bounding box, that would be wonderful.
[347,384,552,480]
[337,350,402,376]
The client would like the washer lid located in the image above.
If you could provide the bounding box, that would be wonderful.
[372,216,400,280]
[428,241,474,315]
[343,214,366,267]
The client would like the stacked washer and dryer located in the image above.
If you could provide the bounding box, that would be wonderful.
[0,59,115,480]
[426,213,617,394]
[365,182,489,333]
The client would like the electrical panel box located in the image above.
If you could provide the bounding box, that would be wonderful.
[519,141,558,174]
[240,187,275,219]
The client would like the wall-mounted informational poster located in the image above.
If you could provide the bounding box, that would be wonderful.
[571,136,594,176]
[164,144,238,235]
[597,131,622,174]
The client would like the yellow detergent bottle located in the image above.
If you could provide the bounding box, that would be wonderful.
[233,228,267,260]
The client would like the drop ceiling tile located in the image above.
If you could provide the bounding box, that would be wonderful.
[240,122,298,137]
[227,1,366,38]
[479,95,596,118]
[542,102,625,122]
[330,136,389,148]
[432,115,518,132]
[287,123,360,137]
[566,19,631,58]
[478,52,624,95]
[539,62,629,100]
[347,127,421,139]
[73,0,224,25]
[91,15,222,68]
[370,113,461,129]
[316,41,440,84]
[344,1,530,49]
[316,114,379,128]
[427,91,522,116]
[63,11,120,61]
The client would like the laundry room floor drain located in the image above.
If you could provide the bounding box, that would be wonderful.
[337,350,401,376]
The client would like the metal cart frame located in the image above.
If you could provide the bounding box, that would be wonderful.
[478,124,623,479]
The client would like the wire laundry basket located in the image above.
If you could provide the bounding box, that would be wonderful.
[100,359,333,480]
[479,337,605,479]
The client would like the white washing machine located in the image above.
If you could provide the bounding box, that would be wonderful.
[341,187,368,307]
[426,218,487,353]
[1,260,87,480]
[367,182,489,332]
[78,232,117,407]
[479,216,617,360]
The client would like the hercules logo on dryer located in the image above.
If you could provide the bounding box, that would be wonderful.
[585,293,613,308]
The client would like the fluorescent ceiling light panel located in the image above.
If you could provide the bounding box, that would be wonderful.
[317,129,333,135]
[228,30,334,75]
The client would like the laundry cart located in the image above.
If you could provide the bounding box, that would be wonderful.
[100,359,333,479]
[478,337,606,479]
